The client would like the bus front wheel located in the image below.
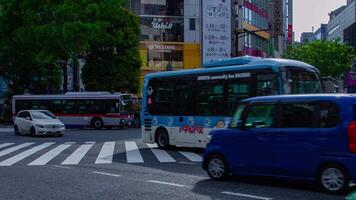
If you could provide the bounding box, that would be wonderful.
[91,118,104,130]
[155,128,170,149]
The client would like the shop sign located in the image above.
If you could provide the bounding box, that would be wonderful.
[151,18,173,30]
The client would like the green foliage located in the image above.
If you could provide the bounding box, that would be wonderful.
[283,40,356,77]
[0,0,140,95]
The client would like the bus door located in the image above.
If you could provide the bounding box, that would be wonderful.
[174,78,197,145]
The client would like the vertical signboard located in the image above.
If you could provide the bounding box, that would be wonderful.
[202,0,231,63]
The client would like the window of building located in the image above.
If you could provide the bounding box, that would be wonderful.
[189,18,195,30]
[140,0,184,16]
[140,17,184,42]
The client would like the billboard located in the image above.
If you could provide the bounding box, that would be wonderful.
[202,0,231,63]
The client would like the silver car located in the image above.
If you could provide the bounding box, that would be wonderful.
[14,110,65,137]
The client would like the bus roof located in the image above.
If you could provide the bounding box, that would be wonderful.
[12,92,126,100]
[144,57,318,79]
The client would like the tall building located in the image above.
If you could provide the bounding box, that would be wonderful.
[236,0,270,57]
[126,0,201,88]
[235,0,292,57]
[327,0,356,54]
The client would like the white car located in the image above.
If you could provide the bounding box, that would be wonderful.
[14,110,65,137]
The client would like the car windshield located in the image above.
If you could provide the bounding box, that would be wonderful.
[229,104,246,128]
[31,111,56,119]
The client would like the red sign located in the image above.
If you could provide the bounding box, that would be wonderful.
[287,24,293,43]
[179,126,204,134]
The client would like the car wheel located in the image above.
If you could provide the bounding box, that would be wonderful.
[92,118,103,130]
[155,128,170,149]
[14,125,20,136]
[318,164,350,194]
[30,127,37,137]
[207,155,229,180]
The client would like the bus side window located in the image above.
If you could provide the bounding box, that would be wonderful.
[227,80,250,115]
[196,80,224,115]
[175,78,194,115]
[147,78,175,115]
[256,73,278,96]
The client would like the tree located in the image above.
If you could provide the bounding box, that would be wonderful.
[82,2,141,93]
[283,40,355,77]
[0,0,141,95]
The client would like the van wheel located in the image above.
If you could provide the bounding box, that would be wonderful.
[92,118,103,130]
[155,128,170,149]
[14,125,20,136]
[207,154,229,180]
[30,127,36,137]
[318,164,350,194]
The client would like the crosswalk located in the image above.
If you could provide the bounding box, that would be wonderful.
[0,142,203,167]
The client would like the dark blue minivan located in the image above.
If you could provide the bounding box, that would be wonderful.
[202,94,356,194]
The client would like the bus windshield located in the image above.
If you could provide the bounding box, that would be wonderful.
[284,69,322,94]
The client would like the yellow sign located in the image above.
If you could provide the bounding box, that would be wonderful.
[242,22,270,39]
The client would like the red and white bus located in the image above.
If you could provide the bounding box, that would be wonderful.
[12,92,135,129]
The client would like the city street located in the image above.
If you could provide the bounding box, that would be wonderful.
[0,127,350,200]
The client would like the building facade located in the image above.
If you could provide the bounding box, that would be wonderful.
[235,0,292,57]
[327,0,356,54]
[126,0,201,89]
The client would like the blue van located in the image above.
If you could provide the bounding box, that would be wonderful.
[202,94,356,194]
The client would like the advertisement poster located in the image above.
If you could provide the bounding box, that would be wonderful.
[202,0,232,63]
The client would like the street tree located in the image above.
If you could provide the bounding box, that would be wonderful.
[283,40,355,77]
[0,0,141,95]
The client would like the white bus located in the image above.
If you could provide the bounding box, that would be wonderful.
[12,92,134,129]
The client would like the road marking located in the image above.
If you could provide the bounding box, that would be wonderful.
[92,171,121,177]
[0,143,34,158]
[28,143,73,166]
[222,191,272,200]
[95,142,115,164]
[178,151,202,162]
[53,165,71,169]
[0,143,55,166]
[125,142,143,163]
[178,161,197,165]
[61,143,94,165]
[0,143,14,149]
[148,180,186,187]
[0,128,13,132]
[146,143,176,163]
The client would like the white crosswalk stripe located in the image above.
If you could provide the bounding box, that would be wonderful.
[179,151,202,162]
[125,141,144,163]
[146,143,176,163]
[0,143,55,166]
[0,142,202,166]
[0,143,14,149]
[95,142,115,164]
[0,143,34,158]
[61,143,95,165]
[28,143,73,166]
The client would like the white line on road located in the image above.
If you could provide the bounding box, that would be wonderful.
[95,142,115,164]
[0,143,55,166]
[146,143,176,163]
[0,143,34,157]
[222,191,272,200]
[28,143,73,166]
[53,165,71,169]
[178,151,202,162]
[61,143,94,165]
[0,143,14,149]
[148,180,186,187]
[125,142,144,163]
[92,171,121,177]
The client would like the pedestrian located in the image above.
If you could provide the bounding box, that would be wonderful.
[134,111,140,128]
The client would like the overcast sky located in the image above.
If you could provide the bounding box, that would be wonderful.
[294,0,347,41]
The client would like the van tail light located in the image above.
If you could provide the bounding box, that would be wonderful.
[347,121,356,153]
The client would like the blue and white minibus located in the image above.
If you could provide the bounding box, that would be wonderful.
[141,56,323,148]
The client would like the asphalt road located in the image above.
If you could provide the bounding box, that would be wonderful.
[0,127,353,200]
